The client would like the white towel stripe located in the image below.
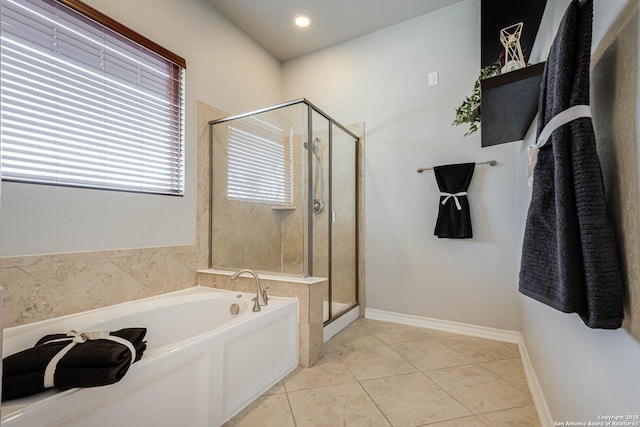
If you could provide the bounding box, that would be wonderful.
[42,330,137,389]
[441,192,468,210]
[528,105,592,187]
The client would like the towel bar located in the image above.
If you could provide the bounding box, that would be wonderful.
[417,160,497,173]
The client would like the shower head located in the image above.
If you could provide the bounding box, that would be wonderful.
[304,138,321,162]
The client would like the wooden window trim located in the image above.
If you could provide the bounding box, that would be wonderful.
[56,0,186,68]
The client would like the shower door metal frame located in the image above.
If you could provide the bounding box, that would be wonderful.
[208,99,360,325]
[327,123,333,320]
[208,98,359,141]
[306,105,314,276]
[324,121,359,327]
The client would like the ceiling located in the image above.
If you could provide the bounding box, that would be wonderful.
[207,0,464,61]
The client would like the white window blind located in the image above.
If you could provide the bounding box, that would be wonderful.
[227,118,293,205]
[0,0,186,195]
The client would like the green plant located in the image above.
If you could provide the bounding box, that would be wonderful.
[452,63,501,136]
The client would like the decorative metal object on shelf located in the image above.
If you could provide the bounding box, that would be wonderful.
[500,22,526,73]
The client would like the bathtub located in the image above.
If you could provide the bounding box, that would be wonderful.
[1,286,299,426]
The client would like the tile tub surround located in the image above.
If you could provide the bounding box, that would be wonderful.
[0,101,224,328]
[198,269,326,367]
[226,318,541,427]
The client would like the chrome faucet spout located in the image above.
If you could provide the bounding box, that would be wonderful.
[230,269,268,311]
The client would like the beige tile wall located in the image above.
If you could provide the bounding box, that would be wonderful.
[0,101,222,328]
[280,135,306,275]
[210,122,283,272]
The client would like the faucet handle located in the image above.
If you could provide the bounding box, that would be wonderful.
[263,286,269,303]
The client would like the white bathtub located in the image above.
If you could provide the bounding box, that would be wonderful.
[1,286,299,426]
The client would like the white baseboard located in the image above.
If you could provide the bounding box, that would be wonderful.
[364,308,553,427]
[365,308,520,343]
[518,338,554,427]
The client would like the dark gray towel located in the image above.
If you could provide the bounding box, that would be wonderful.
[434,163,475,239]
[519,0,624,329]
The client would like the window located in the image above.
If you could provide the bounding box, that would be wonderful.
[0,0,186,195]
[227,117,294,205]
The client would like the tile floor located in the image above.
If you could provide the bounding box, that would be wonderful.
[225,318,541,427]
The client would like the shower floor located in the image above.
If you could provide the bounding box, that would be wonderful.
[323,300,350,320]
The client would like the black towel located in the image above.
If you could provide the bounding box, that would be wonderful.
[519,0,624,329]
[433,163,475,239]
[2,328,147,401]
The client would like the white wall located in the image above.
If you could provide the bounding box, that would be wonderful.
[284,0,522,330]
[0,0,282,257]
[517,0,640,420]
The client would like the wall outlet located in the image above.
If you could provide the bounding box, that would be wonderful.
[428,71,438,86]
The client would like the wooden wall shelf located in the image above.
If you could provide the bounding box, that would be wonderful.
[480,62,545,147]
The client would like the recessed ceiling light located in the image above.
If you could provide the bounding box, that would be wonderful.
[293,14,312,28]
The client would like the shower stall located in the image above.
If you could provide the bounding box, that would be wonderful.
[209,99,359,324]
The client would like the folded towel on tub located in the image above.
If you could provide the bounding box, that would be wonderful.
[2,328,147,401]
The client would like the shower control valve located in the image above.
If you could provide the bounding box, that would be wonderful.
[313,199,325,214]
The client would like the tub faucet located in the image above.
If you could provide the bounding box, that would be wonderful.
[230,269,268,312]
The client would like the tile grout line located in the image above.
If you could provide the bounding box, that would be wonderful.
[416,369,477,420]
[479,359,534,394]
[420,366,537,420]
[331,324,400,426]
[335,320,535,424]
[282,378,360,394]
[281,375,298,427]
[353,321,537,409]
[423,363,535,413]
[417,413,491,427]
[436,339,521,363]
[392,322,533,421]
[284,389,298,427]
[17,266,87,311]
[349,330,477,426]
[355,377,395,426]
[478,402,540,416]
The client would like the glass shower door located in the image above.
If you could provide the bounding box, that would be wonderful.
[329,124,358,319]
